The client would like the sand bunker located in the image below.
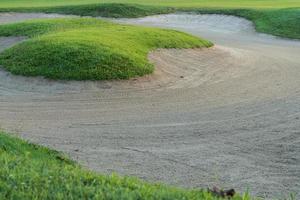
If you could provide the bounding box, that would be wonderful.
[0,13,300,199]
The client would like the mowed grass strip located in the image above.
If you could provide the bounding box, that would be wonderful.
[0,18,212,80]
[0,132,253,200]
[0,3,176,18]
[0,0,299,9]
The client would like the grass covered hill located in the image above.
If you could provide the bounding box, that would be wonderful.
[0,132,253,200]
[0,18,212,80]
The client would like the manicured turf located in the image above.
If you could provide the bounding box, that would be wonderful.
[0,132,253,200]
[0,0,299,9]
[0,18,212,80]
[42,4,298,40]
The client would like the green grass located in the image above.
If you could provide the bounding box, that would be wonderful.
[41,4,298,40]
[0,18,212,80]
[0,2,298,80]
[0,4,176,18]
[0,3,299,40]
[0,0,299,9]
[188,8,300,40]
[0,132,253,200]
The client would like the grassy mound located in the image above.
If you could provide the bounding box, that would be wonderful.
[44,3,175,18]
[1,3,299,40]
[0,18,212,80]
[0,3,175,18]
[0,132,252,199]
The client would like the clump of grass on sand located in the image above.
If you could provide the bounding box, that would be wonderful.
[0,18,212,80]
[0,132,253,200]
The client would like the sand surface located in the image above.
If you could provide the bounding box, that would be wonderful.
[0,13,300,199]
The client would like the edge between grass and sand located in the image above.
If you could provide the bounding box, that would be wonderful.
[0,3,299,40]
[0,131,254,200]
[0,17,212,80]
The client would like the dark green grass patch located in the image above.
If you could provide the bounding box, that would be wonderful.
[0,3,299,39]
[250,8,300,40]
[0,132,253,199]
[44,3,175,18]
[186,8,300,40]
[0,3,175,18]
[0,18,212,80]
[1,3,299,40]
[0,0,299,9]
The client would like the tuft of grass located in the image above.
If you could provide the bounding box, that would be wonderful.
[0,18,212,80]
[0,132,254,200]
